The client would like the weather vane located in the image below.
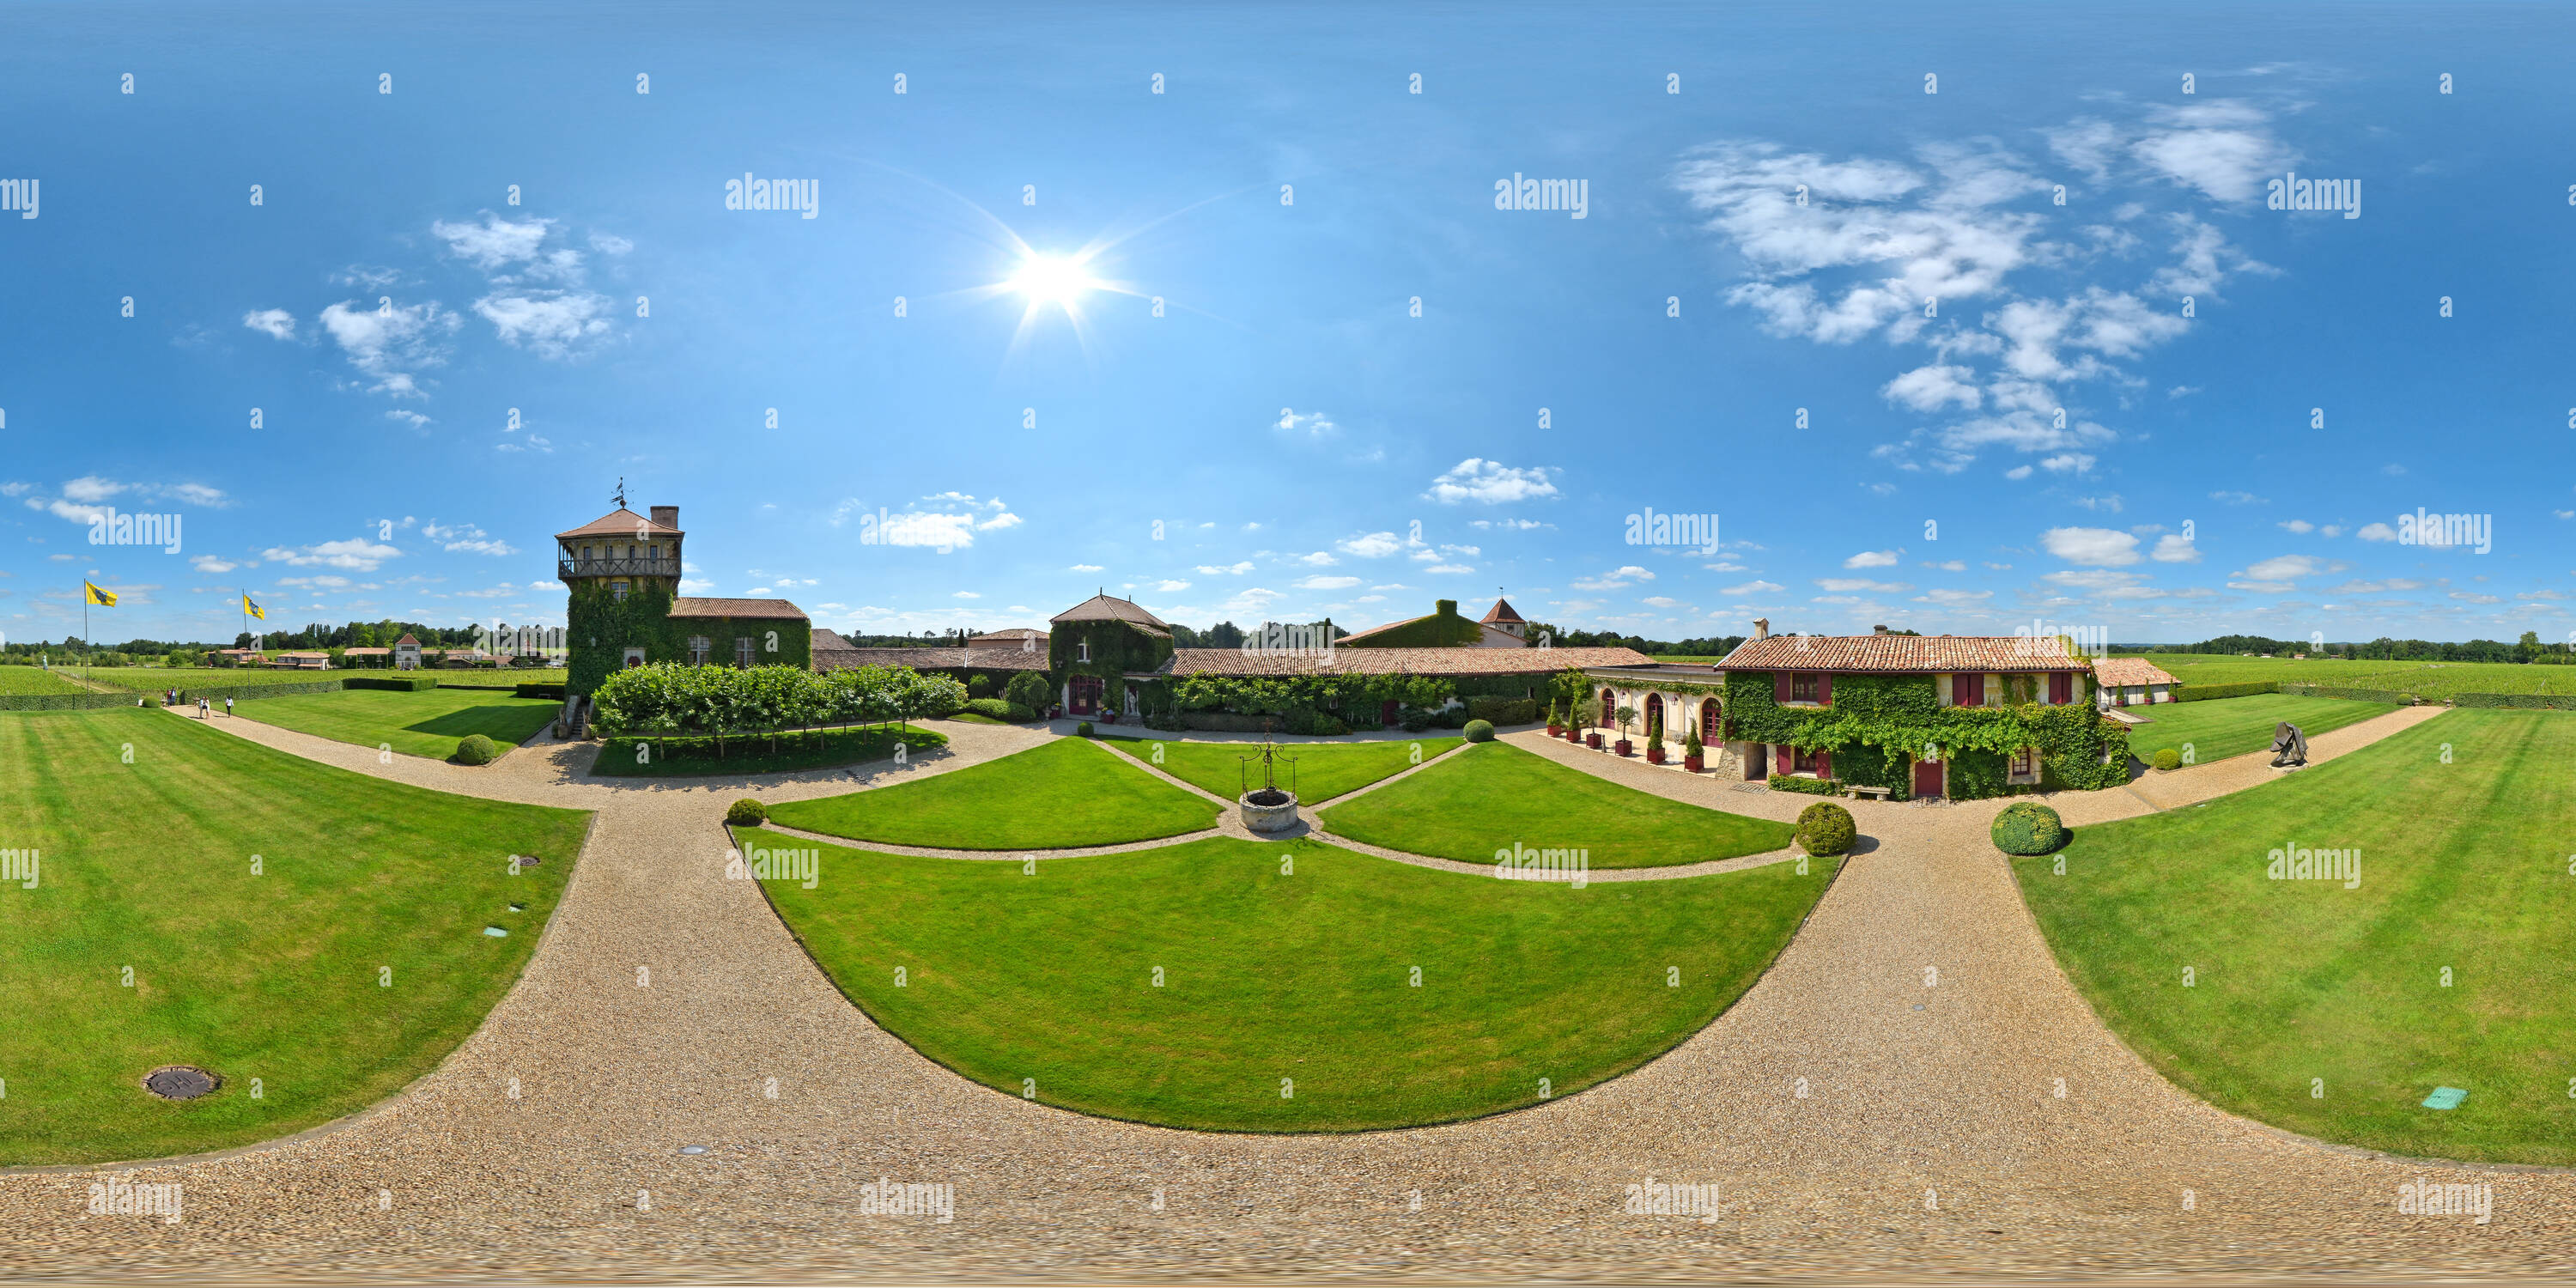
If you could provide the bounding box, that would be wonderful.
[613,477,628,509]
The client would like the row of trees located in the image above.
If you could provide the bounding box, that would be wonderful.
[2143,632,2572,663]
[589,662,969,752]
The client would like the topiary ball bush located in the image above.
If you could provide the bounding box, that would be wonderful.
[1794,801,1855,856]
[725,797,769,826]
[2151,747,2181,771]
[451,733,498,765]
[1463,718,1495,743]
[1991,800,2066,855]
[1076,720,1094,738]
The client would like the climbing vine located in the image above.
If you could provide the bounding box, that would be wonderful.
[1724,671,2129,795]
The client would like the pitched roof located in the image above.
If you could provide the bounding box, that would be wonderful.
[668,597,808,621]
[1717,634,2083,673]
[1050,593,1168,629]
[555,507,683,541]
[394,634,421,646]
[812,647,1048,674]
[341,647,391,655]
[1480,597,1525,625]
[970,627,1049,644]
[2093,656,2180,686]
[1158,646,1650,678]
[1333,612,1435,646]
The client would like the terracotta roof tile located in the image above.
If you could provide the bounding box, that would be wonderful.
[555,507,683,540]
[1480,597,1525,624]
[668,597,808,621]
[1160,646,1651,677]
[813,647,1048,673]
[2093,656,2180,686]
[1049,594,1169,629]
[1717,634,2083,673]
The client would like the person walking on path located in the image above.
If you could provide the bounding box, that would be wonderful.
[197,696,209,719]
[224,696,234,719]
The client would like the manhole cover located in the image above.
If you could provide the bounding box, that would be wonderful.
[483,926,508,937]
[143,1066,219,1100]
[679,1145,708,1155]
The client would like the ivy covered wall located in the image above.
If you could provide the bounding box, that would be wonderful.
[565,579,812,697]
[1723,669,2129,797]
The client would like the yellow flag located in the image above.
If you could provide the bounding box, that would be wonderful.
[84,581,117,607]
[243,593,265,621]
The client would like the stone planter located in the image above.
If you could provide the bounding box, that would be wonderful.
[1614,738,1634,756]
[1585,732,1602,750]
[1647,745,1666,765]
[1239,790,1299,834]
[1546,723,1562,737]
[1684,754,1705,774]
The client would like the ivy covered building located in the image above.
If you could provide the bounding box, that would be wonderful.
[1577,620,2130,800]
[558,503,812,697]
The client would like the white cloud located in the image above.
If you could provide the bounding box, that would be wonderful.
[1423,562,1474,575]
[1425,458,1558,504]
[1276,410,1337,436]
[318,299,458,398]
[2278,519,2315,533]
[2004,465,2033,481]
[2039,453,2095,474]
[2449,590,2503,605]
[62,477,124,503]
[1296,575,1360,591]
[1643,596,1678,607]
[1816,578,1911,593]
[1881,364,1982,412]
[2150,534,2201,563]
[2042,526,2141,566]
[386,410,432,429]
[2208,490,2263,505]
[1337,532,1402,557]
[261,538,403,572]
[1571,566,1655,591]
[190,555,240,574]
[1196,562,1255,575]
[1068,564,1103,572]
[1915,587,1993,605]
[1153,580,1191,592]
[446,538,518,556]
[1293,551,1339,567]
[432,213,555,272]
[473,290,612,360]
[1923,559,1966,572]
[952,590,981,599]
[242,308,297,340]
[1843,550,1901,568]
[590,232,635,255]
[1722,580,1783,595]
[2355,522,2399,542]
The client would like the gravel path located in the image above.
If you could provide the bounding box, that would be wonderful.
[8,702,2567,1281]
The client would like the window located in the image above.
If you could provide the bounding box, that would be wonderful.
[1078,639,1091,663]
[1793,746,1819,774]
[611,580,629,602]
[687,635,712,666]
[735,637,756,668]
[2010,747,2037,777]
[1789,672,1820,702]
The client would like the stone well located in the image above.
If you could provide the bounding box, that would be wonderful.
[1238,789,1300,834]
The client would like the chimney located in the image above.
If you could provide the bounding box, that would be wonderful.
[1437,598,1458,617]
[1873,624,1890,636]
[649,505,678,530]
[1753,617,1771,641]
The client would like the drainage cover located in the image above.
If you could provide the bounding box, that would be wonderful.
[2422,1085,2468,1110]
[143,1066,218,1100]
[483,926,508,937]
[508,902,526,912]
[679,1145,708,1155]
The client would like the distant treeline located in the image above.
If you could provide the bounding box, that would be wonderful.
[2126,633,2573,663]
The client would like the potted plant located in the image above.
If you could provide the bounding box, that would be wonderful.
[1646,729,1666,765]
[1584,713,1602,750]
[1683,727,1705,774]
[1545,698,1562,738]
[1613,704,1637,756]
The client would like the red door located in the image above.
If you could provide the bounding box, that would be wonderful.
[1912,758,1943,798]
[1644,694,1663,738]
[1599,689,1615,729]
[1071,676,1103,715]
[1700,699,1721,743]
[1381,699,1400,725]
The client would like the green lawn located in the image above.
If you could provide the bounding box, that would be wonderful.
[766,737,1217,849]
[86,667,563,693]
[0,708,590,1165]
[751,831,1838,1130]
[2127,693,2398,768]
[592,724,945,777]
[1319,742,1797,869]
[0,665,88,696]
[237,688,561,760]
[1106,736,1464,803]
[2013,709,2575,1166]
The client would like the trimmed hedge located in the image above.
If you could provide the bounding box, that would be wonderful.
[1794,802,1856,857]
[451,733,499,765]
[1463,719,1496,743]
[1768,775,1843,797]
[2151,747,2181,771]
[2172,680,2278,702]
[725,798,769,826]
[516,682,568,701]
[1463,696,1540,726]
[0,692,146,712]
[344,675,440,692]
[1990,801,2065,855]
[2452,691,2576,710]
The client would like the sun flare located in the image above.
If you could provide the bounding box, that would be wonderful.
[1007,253,1102,309]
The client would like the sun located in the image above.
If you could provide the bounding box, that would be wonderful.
[1007,252,1102,310]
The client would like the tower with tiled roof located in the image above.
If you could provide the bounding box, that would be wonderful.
[558,488,809,696]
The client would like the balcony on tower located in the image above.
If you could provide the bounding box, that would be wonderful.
[556,505,685,586]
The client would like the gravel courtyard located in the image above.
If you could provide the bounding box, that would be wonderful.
[5,702,2566,1282]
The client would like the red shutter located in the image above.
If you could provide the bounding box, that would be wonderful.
[1774,671,1789,702]
[2050,671,2072,704]
[1815,750,1832,781]
[1960,673,1984,707]
[1818,674,1832,707]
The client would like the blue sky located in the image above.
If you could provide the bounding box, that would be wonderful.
[4,1,2573,647]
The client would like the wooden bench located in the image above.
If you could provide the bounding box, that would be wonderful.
[1846,785,1893,801]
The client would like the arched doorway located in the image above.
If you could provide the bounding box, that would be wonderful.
[1700,697,1722,744]
[1599,687,1616,730]
[1644,693,1664,739]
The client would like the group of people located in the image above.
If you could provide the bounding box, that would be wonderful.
[163,687,233,720]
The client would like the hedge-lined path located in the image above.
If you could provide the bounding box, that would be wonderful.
[9,702,2571,1281]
